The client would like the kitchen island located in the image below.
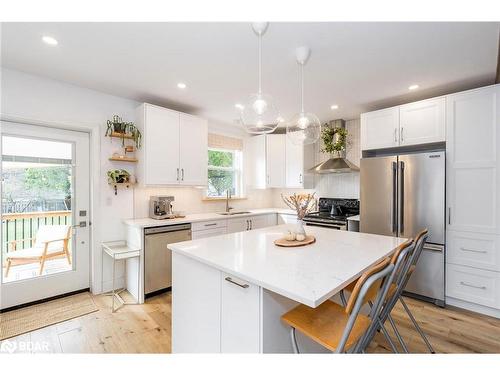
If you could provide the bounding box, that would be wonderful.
[168,225,406,353]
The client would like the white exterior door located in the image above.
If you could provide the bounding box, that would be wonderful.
[0,122,91,309]
[179,113,208,186]
[399,97,446,146]
[361,107,400,150]
[144,104,180,185]
[446,86,500,234]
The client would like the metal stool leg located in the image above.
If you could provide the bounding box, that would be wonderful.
[387,314,409,353]
[400,297,435,353]
[290,327,299,353]
[378,320,399,353]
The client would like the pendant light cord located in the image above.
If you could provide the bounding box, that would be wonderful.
[300,62,304,113]
[258,33,262,95]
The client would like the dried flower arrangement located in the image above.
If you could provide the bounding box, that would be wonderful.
[281,193,316,220]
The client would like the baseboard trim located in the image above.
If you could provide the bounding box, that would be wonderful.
[0,288,91,313]
[446,296,500,319]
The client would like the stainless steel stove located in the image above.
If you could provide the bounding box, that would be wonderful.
[303,198,359,230]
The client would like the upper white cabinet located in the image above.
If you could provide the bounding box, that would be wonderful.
[361,107,399,150]
[399,97,446,146]
[137,103,208,186]
[446,86,500,234]
[361,97,445,150]
[266,134,286,188]
[286,135,304,188]
[246,134,306,189]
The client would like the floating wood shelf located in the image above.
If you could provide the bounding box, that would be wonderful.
[109,132,134,139]
[108,156,138,163]
[109,182,136,195]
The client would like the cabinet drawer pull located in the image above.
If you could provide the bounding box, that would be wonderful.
[225,277,249,289]
[204,223,217,227]
[460,247,487,254]
[460,281,486,290]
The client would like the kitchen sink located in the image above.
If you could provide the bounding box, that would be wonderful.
[218,211,251,215]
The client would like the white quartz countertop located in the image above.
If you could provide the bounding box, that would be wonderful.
[168,224,406,308]
[124,208,296,228]
[347,215,360,221]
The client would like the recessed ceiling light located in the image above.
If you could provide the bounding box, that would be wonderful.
[42,36,58,46]
[235,103,244,110]
[330,105,339,110]
[177,82,187,89]
[408,84,419,90]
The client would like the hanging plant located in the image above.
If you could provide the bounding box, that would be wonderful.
[320,125,348,154]
[105,115,142,149]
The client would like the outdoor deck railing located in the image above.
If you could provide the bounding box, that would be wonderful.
[1,210,72,255]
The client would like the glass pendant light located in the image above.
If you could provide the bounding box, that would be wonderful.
[240,22,279,134]
[286,46,321,145]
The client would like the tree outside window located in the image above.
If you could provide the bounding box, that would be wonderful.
[207,148,242,198]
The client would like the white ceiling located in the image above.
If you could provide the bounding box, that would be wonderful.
[1,22,498,126]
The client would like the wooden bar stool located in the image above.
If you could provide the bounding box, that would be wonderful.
[281,257,394,353]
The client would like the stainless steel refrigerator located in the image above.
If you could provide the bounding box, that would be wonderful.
[360,151,445,306]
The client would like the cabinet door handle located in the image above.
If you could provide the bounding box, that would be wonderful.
[246,220,249,230]
[460,281,486,290]
[400,127,404,143]
[181,168,184,181]
[176,168,179,181]
[204,223,217,227]
[394,128,398,143]
[299,173,303,184]
[460,247,487,254]
[225,276,249,289]
[250,219,252,230]
[448,207,451,225]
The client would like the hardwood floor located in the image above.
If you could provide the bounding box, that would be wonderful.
[2,292,500,353]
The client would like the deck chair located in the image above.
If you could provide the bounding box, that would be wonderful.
[4,225,72,277]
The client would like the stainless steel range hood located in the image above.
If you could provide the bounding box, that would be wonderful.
[309,119,360,174]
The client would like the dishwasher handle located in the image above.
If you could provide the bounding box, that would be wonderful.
[144,223,191,235]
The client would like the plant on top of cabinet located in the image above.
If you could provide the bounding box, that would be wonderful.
[105,115,142,148]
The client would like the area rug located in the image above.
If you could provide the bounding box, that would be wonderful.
[0,292,98,340]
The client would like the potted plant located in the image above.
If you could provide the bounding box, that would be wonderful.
[105,115,142,149]
[107,169,131,184]
[281,193,316,235]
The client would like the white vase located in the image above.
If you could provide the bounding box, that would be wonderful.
[295,219,306,235]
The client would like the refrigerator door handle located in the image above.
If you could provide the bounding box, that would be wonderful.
[399,161,405,234]
[392,161,398,233]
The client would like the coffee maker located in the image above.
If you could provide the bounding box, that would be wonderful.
[149,196,175,219]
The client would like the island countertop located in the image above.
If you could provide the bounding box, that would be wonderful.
[168,225,406,308]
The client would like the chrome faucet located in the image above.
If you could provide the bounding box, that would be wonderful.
[225,189,233,213]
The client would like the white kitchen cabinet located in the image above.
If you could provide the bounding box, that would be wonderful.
[361,107,399,150]
[286,135,304,188]
[227,214,277,233]
[278,213,298,225]
[361,97,445,150]
[179,113,208,186]
[137,103,208,186]
[245,135,267,189]
[399,97,446,146]
[446,86,500,234]
[221,273,261,353]
[266,134,286,188]
[447,231,500,272]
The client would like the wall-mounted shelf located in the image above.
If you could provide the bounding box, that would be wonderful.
[109,132,134,140]
[109,156,138,163]
[109,182,136,195]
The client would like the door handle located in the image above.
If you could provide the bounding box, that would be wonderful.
[225,276,249,289]
[72,221,87,228]
[448,208,451,225]
[176,168,179,181]
[401,127,404,143]
[399,161,405,234]
[250,220,252,230]
[299,173,302,184]
[181,168,184,181]
[391,161,397,234]
[246,220,249,230]
[460,281,486,290]
[394,128,398,143]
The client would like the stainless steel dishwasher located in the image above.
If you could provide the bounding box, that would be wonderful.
[144,223,191,297]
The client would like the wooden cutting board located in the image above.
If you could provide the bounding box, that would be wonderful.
[274,235,316,247]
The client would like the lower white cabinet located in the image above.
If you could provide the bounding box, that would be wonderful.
[447,231,500,272]
[227,214,277,234]
[277,213,298,225]
[446,263,500,309]
[221,273,261,353]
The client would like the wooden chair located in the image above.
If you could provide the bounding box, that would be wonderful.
[4,225,72,277]
[281,257,394,353]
